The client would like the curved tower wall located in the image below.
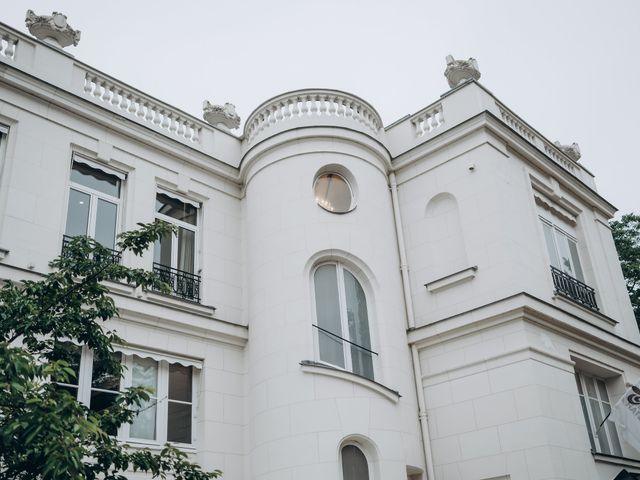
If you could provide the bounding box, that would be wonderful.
[242,125,424,479]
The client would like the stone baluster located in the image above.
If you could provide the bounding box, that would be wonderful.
[83,74,93,95]
[144,102,154,122]
[161,110,171,129]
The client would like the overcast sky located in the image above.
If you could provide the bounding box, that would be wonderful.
[4,1,639,217]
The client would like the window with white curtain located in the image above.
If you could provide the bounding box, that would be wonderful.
[65,157,123,251]
[341,444,370,480]
[54,344,198,445]
[313,263,375,380]
[154,192,199,275]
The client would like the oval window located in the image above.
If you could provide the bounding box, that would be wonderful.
[313,173,354,213]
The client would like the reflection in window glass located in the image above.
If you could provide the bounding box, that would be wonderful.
[341,445,370,480]
[314,265,345,368]
[130,356,158,440]
[71,161,120,197]
[167,364,192,443]
[314,173,353,213]
[344,270,373,380]
[156,193,197,225]
[65,189,91,237]
[95,199,118,249]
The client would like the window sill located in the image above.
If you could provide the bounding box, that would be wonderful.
[142,290,215,317]
[299,360,400,403]
[592,451,640,470]
[122,439,197,454]
[425,266,477,293]
[553,294,618,326]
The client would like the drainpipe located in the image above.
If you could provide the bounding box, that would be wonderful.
[412,344,436,480]
[388,172,415,329]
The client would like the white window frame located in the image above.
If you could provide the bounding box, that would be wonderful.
[154,190,200,273]
[311,262,377,379]
[540,216,584,282]
[66,156,123,249]
[575,371,622,456]
[58,346,199,447]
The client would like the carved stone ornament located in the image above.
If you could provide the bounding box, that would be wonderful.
[202,101,241,130]
[25,10,81,48]
[554,141,581,162]
[444,55,481,89]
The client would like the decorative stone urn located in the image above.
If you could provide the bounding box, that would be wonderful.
[25,10,81,48]
[444,55,481,88]
[202,101,241,130]
[554,141,581,161]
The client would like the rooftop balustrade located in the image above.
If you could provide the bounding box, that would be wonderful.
[243,89,383,146]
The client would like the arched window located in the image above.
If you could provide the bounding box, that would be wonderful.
[341,444,370,480]
[313,263,374,380]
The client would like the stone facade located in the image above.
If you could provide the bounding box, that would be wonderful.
[0,18,638,480]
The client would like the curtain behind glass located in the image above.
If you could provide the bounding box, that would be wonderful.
[341,445,370,480]
[177,227,195,273]
[129,356,158,440]
[343,270,373,380]
[314,265,345,368]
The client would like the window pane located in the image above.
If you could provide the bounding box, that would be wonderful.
[132,357,158,391]
[568,239,585,282]
[343,270,373,380]
[555,231,576,278]
[589,398,609,453]
[585,376,597,398]
[314,173,353,213]
[154,233,173,267]
[156,193,197,225]
[129,356,159,440]
[90,390,119,412]
[91,352,121,391]
[130,399,157,440]
[341,445,369,480]
[542,222,560,268]
[167,402,192,443]
[579,395,596,451]
[95,199,117,249]
[65,189,90,237]
[177,227,195,273]
[314,265,345,368]
[71,161,120,197]
[169,364,192,402]
[51,342,81,385]
[596,380,610,402]
[608,421,623,455]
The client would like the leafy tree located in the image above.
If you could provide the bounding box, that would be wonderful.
[0,222,221,480]
[611,213,640,326]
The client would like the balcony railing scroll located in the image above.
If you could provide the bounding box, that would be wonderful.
[152,263,201,303]
[550,266,598,312]
[62,235,122,264]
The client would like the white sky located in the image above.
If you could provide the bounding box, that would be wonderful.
[4,1,639,217]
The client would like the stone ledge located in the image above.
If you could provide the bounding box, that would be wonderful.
[299,360,400,403]
[425,266,477,293]
[593,452,640,470]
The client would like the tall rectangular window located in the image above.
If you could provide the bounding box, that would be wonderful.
[153,192,200,302]
[575,371,622,455]
[541,218,584,282]
[65,157,124,255]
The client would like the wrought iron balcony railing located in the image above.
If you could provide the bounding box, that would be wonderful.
[550,266,598,312]
[152,262,201,303]
[62,235,122,264]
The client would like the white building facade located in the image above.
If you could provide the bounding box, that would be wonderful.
[0,16,639,480]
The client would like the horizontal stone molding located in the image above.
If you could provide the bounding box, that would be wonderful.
[425,266,477,293]
[300,360,400,403]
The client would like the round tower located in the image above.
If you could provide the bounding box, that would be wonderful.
[241,89,424,479]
